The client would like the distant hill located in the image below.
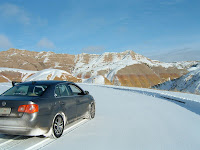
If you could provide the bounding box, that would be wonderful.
[73,50,196,87]
[153,62,200,95]
[0,48,198,88]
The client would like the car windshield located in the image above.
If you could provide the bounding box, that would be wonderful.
[2,85,48,96]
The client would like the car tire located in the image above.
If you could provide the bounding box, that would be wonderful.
[50,115,64,138]
[84,103,95,119]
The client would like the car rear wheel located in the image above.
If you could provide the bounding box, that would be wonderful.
[51,115,64,138]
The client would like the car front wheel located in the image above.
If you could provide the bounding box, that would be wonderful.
[84,103,95,119]
[90,103,95,119]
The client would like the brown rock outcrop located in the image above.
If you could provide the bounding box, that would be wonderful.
[114,64,188,88]
[0,48,74,72]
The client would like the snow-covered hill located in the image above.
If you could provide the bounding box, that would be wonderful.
[0,67,36,82]
[153,62,200,94]
[26,69,81,82]
[73,50,183,79]
[0,48,198,88]
[73,50,197,87]
[83,75,112,85]
[0,68,81,83]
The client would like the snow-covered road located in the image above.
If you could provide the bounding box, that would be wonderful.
[0,83,200,150]
[44,84,200,150]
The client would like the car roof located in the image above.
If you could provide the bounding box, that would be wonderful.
[17,80,73,86]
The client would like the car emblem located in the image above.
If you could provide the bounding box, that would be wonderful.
[2,101,6,107]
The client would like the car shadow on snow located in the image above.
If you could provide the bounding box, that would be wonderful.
[0,134,41,142]
[0,134,30,144]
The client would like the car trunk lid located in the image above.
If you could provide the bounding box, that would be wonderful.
[0,96,38,118]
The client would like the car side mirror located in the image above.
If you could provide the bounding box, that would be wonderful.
[85,91,89,95]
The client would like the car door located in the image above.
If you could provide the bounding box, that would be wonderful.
[68,84,89,118]
[55,84,77,121]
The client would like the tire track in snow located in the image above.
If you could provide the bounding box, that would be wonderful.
[0,135,28,150]
[26,119,88,150]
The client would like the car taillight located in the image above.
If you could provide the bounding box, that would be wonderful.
[18,104,39,114]
[18,105,26,112]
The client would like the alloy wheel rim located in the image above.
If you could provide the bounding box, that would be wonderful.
[53,116,64,136]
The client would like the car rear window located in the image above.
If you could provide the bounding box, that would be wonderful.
[2,85,48,96]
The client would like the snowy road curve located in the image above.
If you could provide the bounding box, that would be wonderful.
[0,84,200,150]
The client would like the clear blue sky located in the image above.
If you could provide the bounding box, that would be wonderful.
[0,0,199,55]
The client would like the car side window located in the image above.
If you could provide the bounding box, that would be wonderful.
[15,86,29,95]
[55,85,61,97]
[55,84,73,97]
[59,84,69,97]
[68,84,83,95]
[33,86,46,96]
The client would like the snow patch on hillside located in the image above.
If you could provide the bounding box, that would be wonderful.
[0,67,37,82]
[26,69,71,81]
[83,75,105,84]
[43,57,49,63]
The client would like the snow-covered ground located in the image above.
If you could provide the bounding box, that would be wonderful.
[0,83,200,150]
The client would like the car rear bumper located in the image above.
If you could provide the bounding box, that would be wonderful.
[0,113,51,136]
[0,126,47,136]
